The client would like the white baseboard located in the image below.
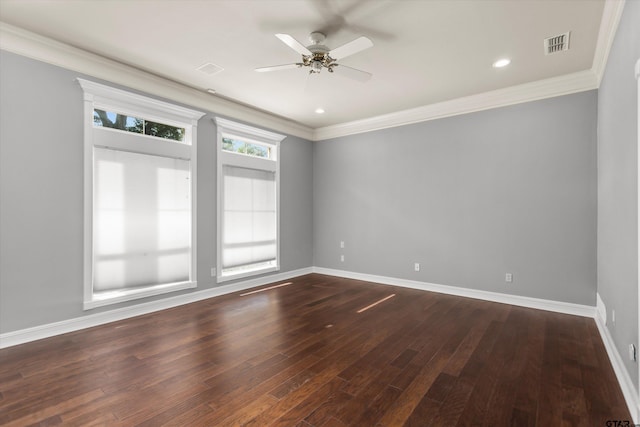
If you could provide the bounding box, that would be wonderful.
[594,296,639,424]
[0,267,313,349]
[312,267,596,317]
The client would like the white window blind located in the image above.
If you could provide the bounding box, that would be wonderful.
[222,165,276,270]
[93,148,191,292]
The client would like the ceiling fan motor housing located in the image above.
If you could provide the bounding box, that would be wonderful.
[302,33,334,74]
[308,32,330,54]
[309,32,326,44]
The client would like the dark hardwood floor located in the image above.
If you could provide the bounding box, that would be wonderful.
[0,274,632,426]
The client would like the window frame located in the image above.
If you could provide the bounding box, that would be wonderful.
[215,117,285,283]
[79,78,204,310]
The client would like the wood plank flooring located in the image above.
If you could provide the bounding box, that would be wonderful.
[0,274,632,426]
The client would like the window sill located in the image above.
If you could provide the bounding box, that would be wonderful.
[83,281,197,310]
[217,266,279,283]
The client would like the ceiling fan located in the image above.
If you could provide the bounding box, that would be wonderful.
[255,32,373,82]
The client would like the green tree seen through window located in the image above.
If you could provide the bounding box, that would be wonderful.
[222,137,269,158]
[93,109,184,142]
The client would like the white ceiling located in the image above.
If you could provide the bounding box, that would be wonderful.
[0,0,606,130]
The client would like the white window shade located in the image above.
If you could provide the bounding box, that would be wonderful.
[222,165,276,270]
[93,148,191,292]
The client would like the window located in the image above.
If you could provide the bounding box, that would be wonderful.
[79,79,204,309]
[222,137,270,158]
[215,117,285,282]
[93,109,186,142]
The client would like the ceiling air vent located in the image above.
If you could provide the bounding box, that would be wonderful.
[196,62,224,75]
[544,32,570,55]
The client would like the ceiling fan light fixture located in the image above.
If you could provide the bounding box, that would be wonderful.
[493,58,511,68]
[311,60,323,73]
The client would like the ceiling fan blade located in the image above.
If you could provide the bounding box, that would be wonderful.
[332,64,372,82]
[329,36,373,60]
[275,34,312,56]
[255,63,302,72]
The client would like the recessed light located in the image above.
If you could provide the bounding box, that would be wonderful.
[493,58,511,68]
[315,108,325,114]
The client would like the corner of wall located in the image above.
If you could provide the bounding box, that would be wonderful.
[592,0,627,85]
[595,292,639,423]
[597,292,608,324]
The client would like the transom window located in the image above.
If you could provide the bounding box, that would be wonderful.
[93,109,186,142]
[222,137,271,158]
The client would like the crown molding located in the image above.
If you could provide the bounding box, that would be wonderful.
[312,0,623,141]
[0,22,314,141]
[592,0,626,86]
[313,70,598,141]
[1,0,624,144]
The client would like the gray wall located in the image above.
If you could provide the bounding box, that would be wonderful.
[597,0,640,390]
[0,50,314,333]
[314,91,597,306]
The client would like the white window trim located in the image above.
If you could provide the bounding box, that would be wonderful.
[78,78,205,310]
[215,117,285,283]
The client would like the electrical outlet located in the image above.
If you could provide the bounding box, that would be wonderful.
[211,267,216,277]
[340,241,345,249]
[414,263,420,272]
[340,255,344,262]
[505,273,513,283]
[629,344,637,362]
